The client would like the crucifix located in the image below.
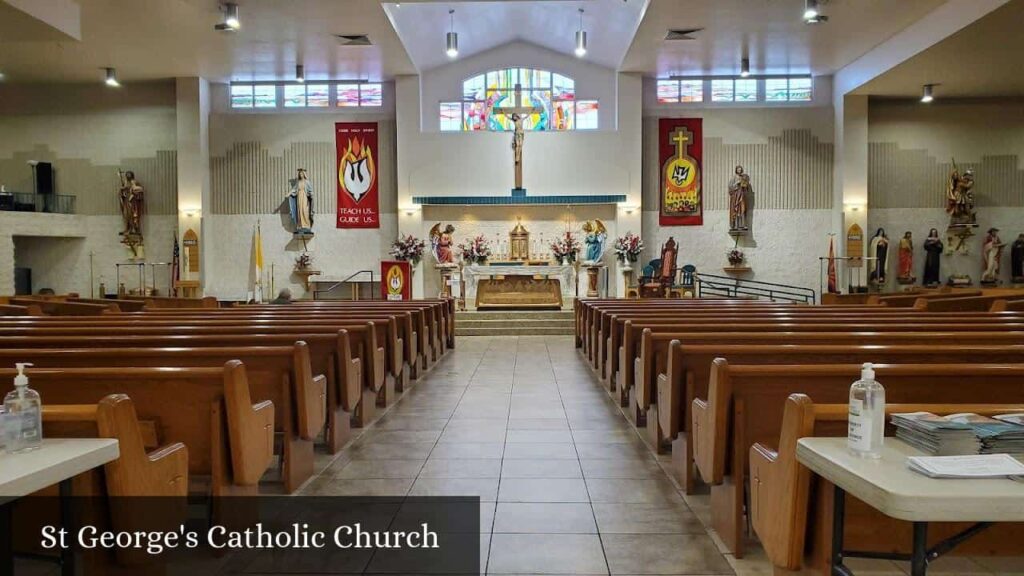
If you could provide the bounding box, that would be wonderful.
[492,83,544,191]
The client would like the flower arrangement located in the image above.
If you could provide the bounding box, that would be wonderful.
[726,248,745,266]
[294,252,314,270]
[613,232,644,263]
[550,231,581,264]
[458,235,492,265]
[390,234,426,265]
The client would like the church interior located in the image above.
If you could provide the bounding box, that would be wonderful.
[3,0,1024,575]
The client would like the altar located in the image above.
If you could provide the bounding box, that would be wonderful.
[464,263,576,310]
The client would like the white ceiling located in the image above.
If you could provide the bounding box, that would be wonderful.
[620,0,947,77]
[0,0,416,84]
[381,0,649,73]
[856,0,1024,99]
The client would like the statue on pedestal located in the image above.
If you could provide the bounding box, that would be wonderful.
[429,222,457,267]
[1012,234,1024,284]
[981,228,1005,285]
[287,168,315,235]
[869,228,889,286]
[582,219,608,264]
[922,228,943,287]
[118,170,145,257]
[727,165,751,232]
[945,162,976,227]
[897,231,915,284]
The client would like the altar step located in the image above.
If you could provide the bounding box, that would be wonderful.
[455,310,575,336]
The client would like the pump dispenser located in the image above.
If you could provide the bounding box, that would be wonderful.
[4,362,42,453]
[848,362,885,458]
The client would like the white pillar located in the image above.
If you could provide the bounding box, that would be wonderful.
[175,77,211,294]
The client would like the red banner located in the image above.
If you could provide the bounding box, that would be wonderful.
[659,118,703,226]
[381,261,411,301]
[336,122,380,229]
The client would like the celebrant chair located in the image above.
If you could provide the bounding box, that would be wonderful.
[637,259,666,298]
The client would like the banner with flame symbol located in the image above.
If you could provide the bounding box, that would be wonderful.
[336,122,380,229]
[659,118,703,226]
[381,260,411,301]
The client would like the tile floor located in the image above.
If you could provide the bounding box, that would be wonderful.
[303,336,1024,576]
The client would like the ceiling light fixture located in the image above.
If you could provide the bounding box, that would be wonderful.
[104,67,120,87]
[215,3,240,31]
[296,64,305,83]
[575,9,588,58]
[921,84,934,103]
[803,0,828,24]
[740,57,750,78]
[446,9,458,58]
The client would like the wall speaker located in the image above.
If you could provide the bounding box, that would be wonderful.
[36,162,54,195]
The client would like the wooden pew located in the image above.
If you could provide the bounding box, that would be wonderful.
[991,298,1024,312]
[0,343,318,493]
[652,343,1024,494]
[0,304,40,316]
[750,395,1024,573]
[1,363,274,495]
[692,362,1024,556]
[123,295,219,308]
[43,394,189,497]
[868,290,981,307]
[920,294,1024,312]
[8,298,116,315]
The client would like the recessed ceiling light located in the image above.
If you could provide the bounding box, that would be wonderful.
[104,67,120,87]
[740,58,750,78]
[575,9,587,58]
[446,9,458,58]
[921,84,935,103]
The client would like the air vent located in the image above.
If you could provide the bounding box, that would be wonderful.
[665,28,703,41]
[335,34,372,46]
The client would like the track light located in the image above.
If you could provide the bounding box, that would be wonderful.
[921,84,934,103]
[446,9,458,58]
[296,64,305,83]
[104,67,120,87]
[215,3,240,31]
[740,57,750,78]
[575,9,587,58]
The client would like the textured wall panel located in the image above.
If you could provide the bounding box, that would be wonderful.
[211,121,397,215]
[0,147,178,215]
[642,118,834,211]
[868,143,1024,209]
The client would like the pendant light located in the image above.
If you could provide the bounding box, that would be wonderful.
[446,9,458,59]
[215,3,240,31]
[575,9,587,58]
[296,64,305,83]
[921,84,934,103]
[740,57,750,78]
[104,67,120,87]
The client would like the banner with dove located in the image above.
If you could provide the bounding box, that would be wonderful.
[336,122,380,229]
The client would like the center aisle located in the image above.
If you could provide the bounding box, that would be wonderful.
[302,336,732,575]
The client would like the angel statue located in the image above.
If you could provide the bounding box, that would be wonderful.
[945,160,976,227]
[582,219,608,264]
[429,222,457,267]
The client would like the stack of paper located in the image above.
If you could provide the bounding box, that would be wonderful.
[891,412,980,455]
[947,413,1024,455]
[907,454,1024,479]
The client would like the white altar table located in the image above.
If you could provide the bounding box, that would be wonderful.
[464,264,577,309]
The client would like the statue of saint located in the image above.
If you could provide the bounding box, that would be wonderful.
[945,163,976,227]
[727,165,751,231]
[1012,234,1024,283]
[118,170,144,238]
[897,231,915,284]
[429,223,456,266]
[287,168,315,234]
[922,228,943,287]
[981,228,1005,284]
[582,220,608,264]
[660,237,678,282]
[869,228,889,285]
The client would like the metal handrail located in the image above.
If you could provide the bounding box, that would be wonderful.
[696,272,816,304]
[313,269,378,300]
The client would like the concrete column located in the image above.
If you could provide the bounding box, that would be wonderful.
[614,72,644,298]
[174,77,211,294]
[394,75,425,298]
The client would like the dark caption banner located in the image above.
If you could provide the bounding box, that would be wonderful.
[336,122,381,229]
[4,496,480,575]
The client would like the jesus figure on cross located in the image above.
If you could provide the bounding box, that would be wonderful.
[493,83,544,191]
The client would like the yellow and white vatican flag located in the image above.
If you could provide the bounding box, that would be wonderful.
[249,222,265,303]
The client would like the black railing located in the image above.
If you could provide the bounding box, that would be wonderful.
[0,192,76,214]
[313,270,379,300]
[696,272,816,304]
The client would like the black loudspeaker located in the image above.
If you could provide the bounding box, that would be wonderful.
[36,162,54,195]
[14,268,32,296]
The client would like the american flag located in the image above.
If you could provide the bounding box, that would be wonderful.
[171,232,180,296]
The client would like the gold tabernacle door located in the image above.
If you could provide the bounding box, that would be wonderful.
[476,275,563,310]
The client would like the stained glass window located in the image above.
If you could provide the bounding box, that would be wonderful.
[253,85,276,108]
[442,68,590,131]
[680,80,703,102]
[765,78,789,102]
[788,77,813,101]
[735,79,757,102]
[307,85,329,107]
[230,84,254,108]
[440,103,462,132]
[360,83,383,107]
[576,100,599,130]
[336,84,360,107]
[711,79,734,102]
[284,85,306,107]
[657,80,680,103]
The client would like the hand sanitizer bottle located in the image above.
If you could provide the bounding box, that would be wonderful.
[848,362,885,459]
[4,363,42,453]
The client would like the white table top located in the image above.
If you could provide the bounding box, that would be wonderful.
[797,437,1024,522]
[0,438,119,499]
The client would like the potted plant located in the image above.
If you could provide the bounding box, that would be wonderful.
[614,232,644,270]
[458,235,492,265]
[727,248,745,266]
[550,231,581,265]
[390,234,426,266]
[294,252,314,271]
